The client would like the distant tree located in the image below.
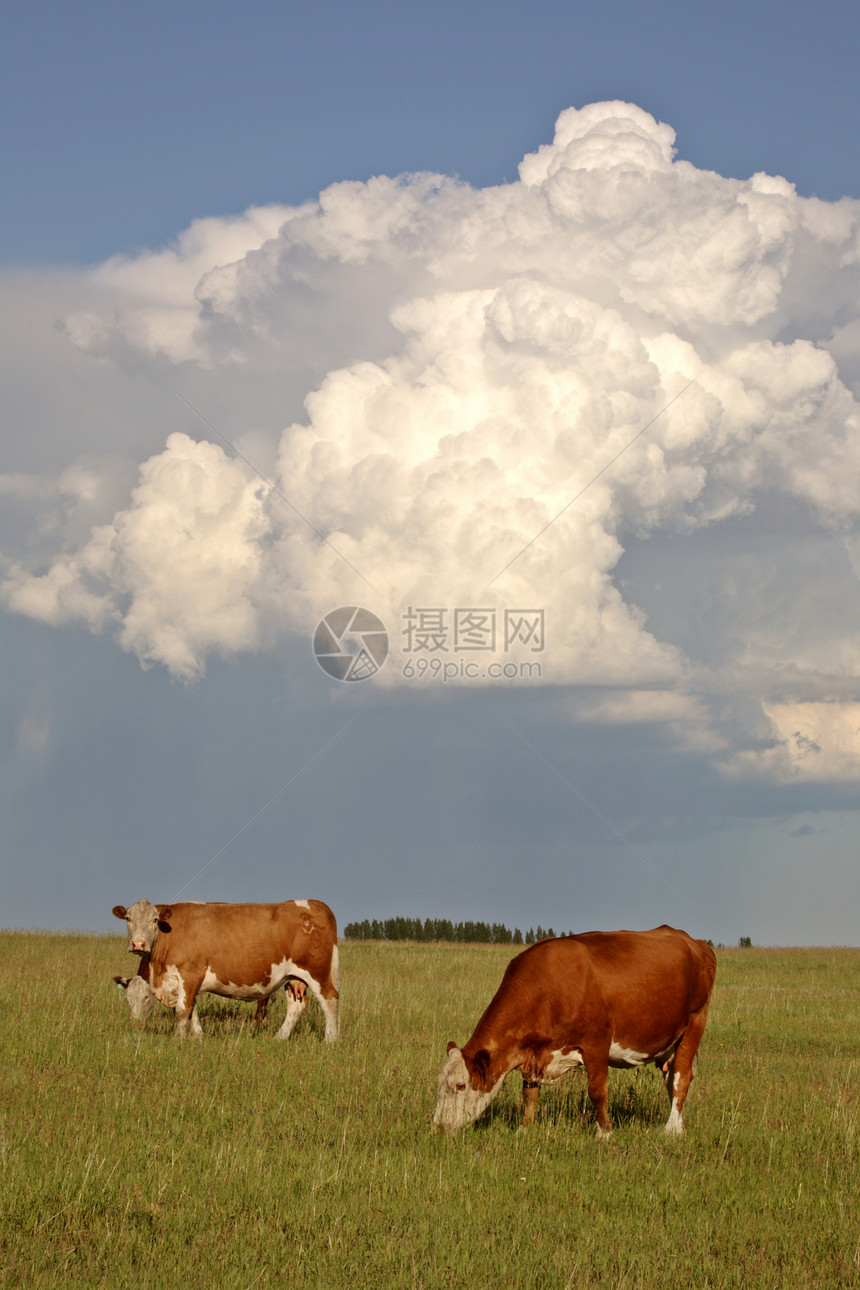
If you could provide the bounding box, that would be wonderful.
[738,935,753,948]
[342,916,550,944]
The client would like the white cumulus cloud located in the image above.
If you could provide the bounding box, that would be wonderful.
[3,101,860,779]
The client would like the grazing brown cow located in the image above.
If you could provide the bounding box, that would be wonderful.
[112,898,338,1040]
[433,925,716,1138]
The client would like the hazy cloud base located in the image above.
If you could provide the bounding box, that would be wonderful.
[4,102,860,789]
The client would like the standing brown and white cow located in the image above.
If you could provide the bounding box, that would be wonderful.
[112,898,338,1040]
[434,925,716,1138]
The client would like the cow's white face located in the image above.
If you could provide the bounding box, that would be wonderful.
[115,974,157,1020]
[432,1045,501,1134]
[113,898,163,954]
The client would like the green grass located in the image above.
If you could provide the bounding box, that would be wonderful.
[2,935,860,1287]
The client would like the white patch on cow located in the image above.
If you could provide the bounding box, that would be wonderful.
[665,1098,685,1136]
[673,1071,681,1093]
[200,967,222,993]
[200,954,310,1003]
[432,1046,505,1134]
[596,1123,613,1141]
[154,963,185,1010]
[543,1047,585,1082]
[273,957,310,1001]
[608,1042,650,1068]
[293,899,311,910]
[200,967,270,1000]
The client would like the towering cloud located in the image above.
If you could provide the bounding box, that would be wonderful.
[4,102,860,781]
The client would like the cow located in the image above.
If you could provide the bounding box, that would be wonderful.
[433,925,716,1139]
[112,898,338,1041]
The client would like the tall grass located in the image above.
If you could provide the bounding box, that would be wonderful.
[2,934,860,1287]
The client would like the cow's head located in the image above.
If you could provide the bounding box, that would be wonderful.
[432,1042,504,1134]
[112,899,171,954]
[114,973,157,1021]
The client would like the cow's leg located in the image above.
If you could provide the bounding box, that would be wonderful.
[663,1001,711,1136]
[318,991,339,1043]
[303,975,339,1043]
[188,1001,203,1038]
[318,945,340,1043]
[275,981,308,1040]
[173,976,203,1039]
[254,997,269,1024]
[522,1080,541,1126]
[581,1049,613,1139]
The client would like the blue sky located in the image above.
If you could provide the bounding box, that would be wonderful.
[2,0,860,943]
[4,0,860,263]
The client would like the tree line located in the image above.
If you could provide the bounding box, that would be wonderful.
[342,920,739,948]
[342,917,562,944]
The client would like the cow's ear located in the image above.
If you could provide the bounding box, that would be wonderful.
[112,906,128,920]
[446,1040,459,1055]
[113,976,130,989]
[158,906,172,929]
[472,1049,491,1081]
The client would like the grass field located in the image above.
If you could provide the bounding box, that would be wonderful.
[2,933,860,1288]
